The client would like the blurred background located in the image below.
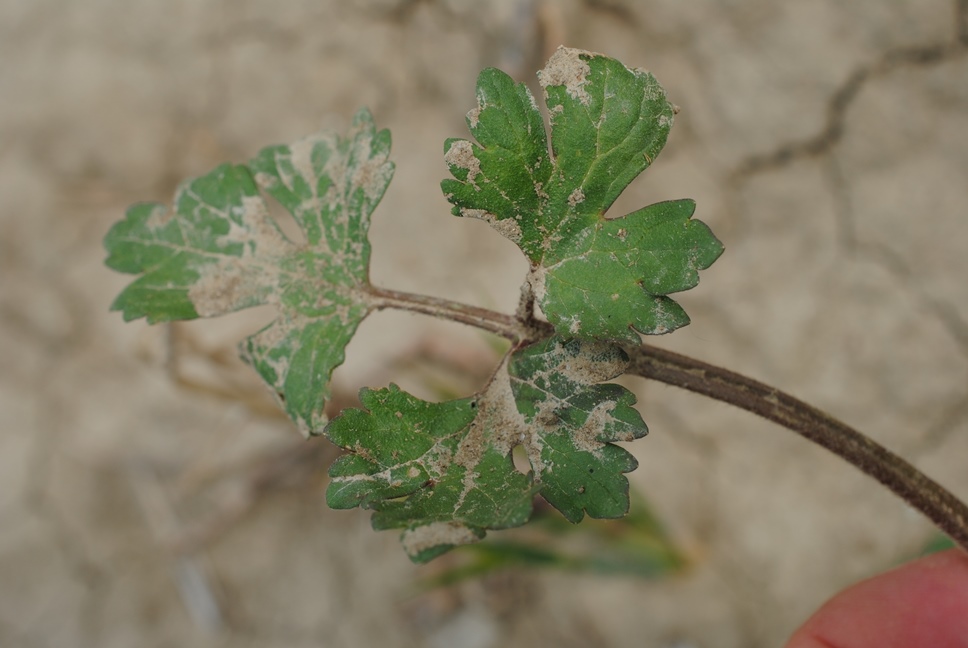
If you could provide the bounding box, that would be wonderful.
[2,1,967,646]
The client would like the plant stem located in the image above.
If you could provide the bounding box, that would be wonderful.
[365,285,551,342]
[626,343,968,553]
[365,285,968,552]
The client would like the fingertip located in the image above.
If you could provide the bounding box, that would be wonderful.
[785,549,968,648]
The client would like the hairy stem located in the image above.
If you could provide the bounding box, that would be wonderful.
[626,343,968,552]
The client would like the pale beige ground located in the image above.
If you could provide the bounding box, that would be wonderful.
[2,1,968,647]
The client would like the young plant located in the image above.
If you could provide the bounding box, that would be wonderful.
[105,47,968,562]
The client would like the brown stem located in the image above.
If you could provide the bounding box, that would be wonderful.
[365,285,551,343]
[626,342,968,552]
[515,271,538,327]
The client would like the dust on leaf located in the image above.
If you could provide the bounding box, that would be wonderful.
[507,336,648,523]
[104,109,394,435]
[537,46,592,106]
[326,335,647,561]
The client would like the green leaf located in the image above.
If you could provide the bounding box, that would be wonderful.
[104,109,394,434]
[441,47,724,343]
[326,335,647,562]
[508,336,648,523]
[327,385,537,562]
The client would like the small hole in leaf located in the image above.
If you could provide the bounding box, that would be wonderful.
[588,468,594,474]
[264,192,308,246]
[511,445,530,475]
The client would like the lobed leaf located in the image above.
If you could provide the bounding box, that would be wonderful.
[507,336,648,523]
[442,47,724,342]
[326,335,647,562]
[104,109,393,434]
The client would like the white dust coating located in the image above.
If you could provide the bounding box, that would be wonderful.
[467,105,482,129]
[145,204,173,229]
[567,187,585,207]
[461,208,522,243]
[348,129,393,205]
[643,297,680,336]
[329,438,454,491]
[511,338,632,461]
[571,402,617,454]
[239,314,307,435]
[444,139,482,187]
[236,194,296,257]
[287,137,321,193]
[449,356,539,511]
[566,314,581,335]
[464,362,536,458]
[442,336,636,516]
[188,260,250,317]
[402,522,480,557]
[243,311,303,369]
[538,46,593,106]
[270,120,392,255]
[553,339,629,384]
[188,195,295,317]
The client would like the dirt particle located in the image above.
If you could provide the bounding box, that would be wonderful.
[461,209,522,242]
[401,521,480,557]
[444,140,482,187]
[538,46,594,106]
[567,187,585,207]
[467,105,482,129]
